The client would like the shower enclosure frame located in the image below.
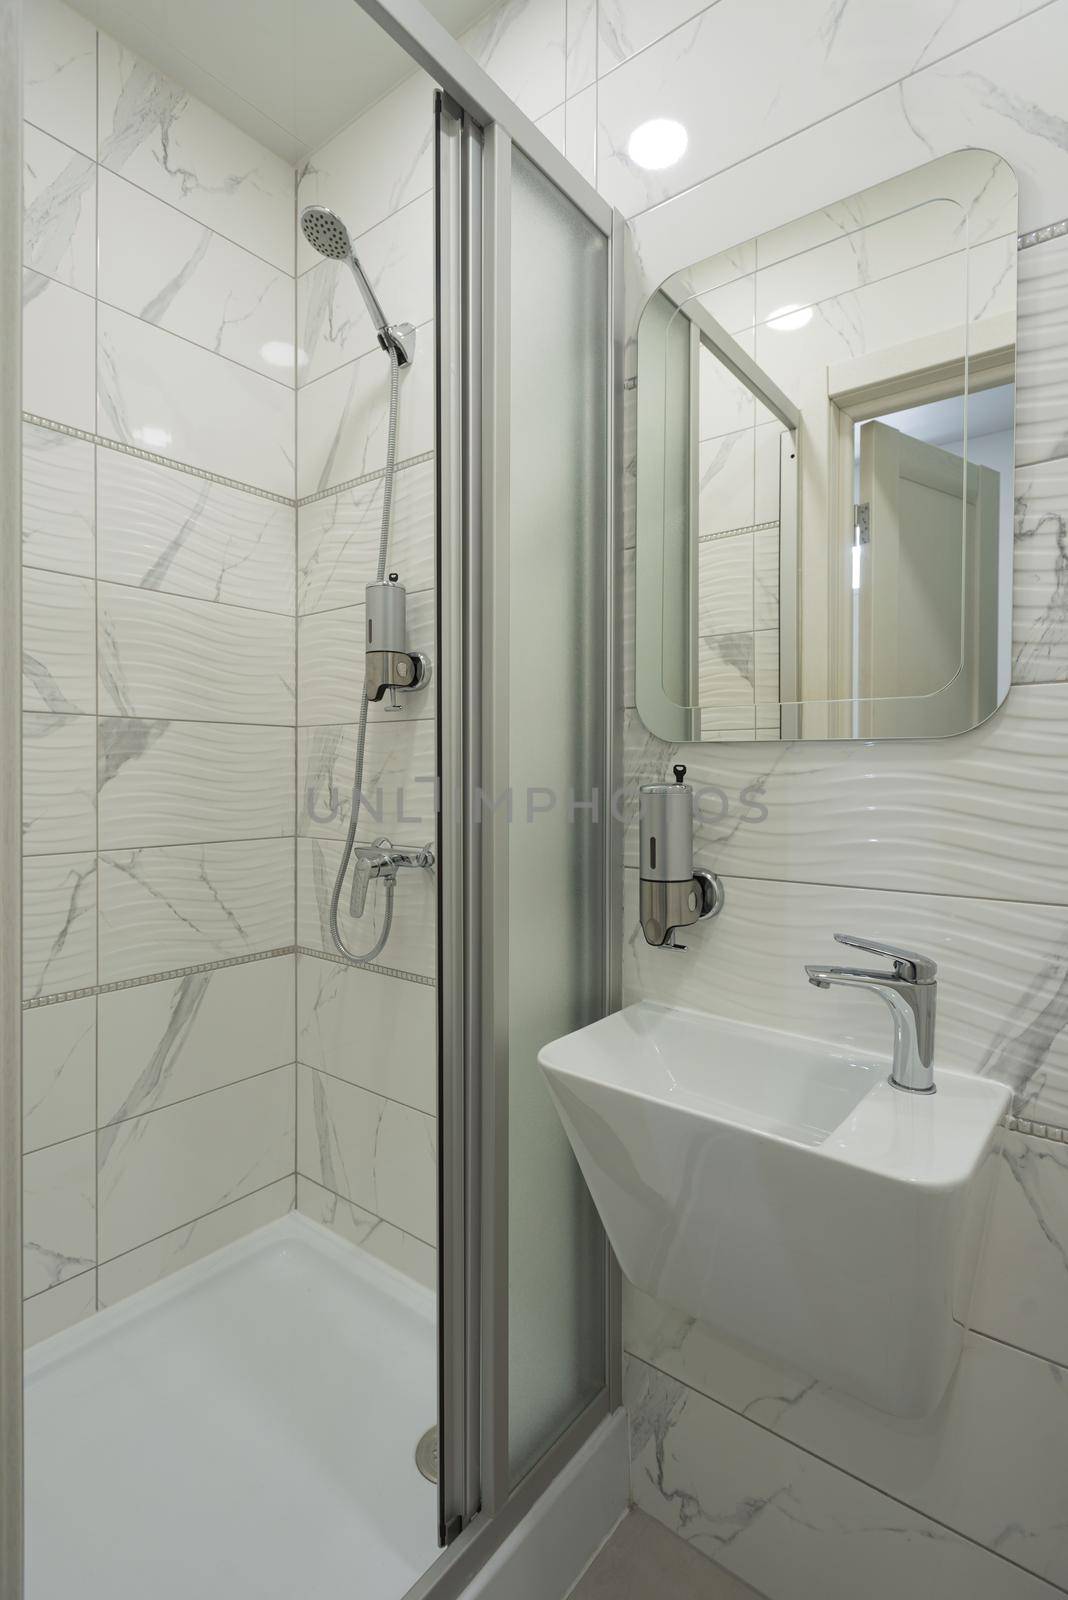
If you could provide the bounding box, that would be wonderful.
[0,1,623,1595]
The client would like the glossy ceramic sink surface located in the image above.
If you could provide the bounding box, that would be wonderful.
[540,1001,1010,1417]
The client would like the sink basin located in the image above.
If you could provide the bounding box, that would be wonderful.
[540,1001,1010,1417]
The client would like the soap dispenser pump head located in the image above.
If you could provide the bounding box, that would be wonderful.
[673,764,687,785]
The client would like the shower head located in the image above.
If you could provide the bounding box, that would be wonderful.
[300,204,352,262]
[299,203,414,365]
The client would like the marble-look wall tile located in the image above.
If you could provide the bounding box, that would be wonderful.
[22,423,94,578]
[97,1064,295,1261]
[296,1175,435,1291]
[298,715,436,847]
[297,70,436,272]
[98,838,294,983]
[96,448,294,614]
[23,995,96,1153]
[535,105,566,156]
[97,718,294,848]
[97,582,293,725]
[96,33,294,271]
[96,304,295,496]
[625,1357,1058,1600]
[564,87,598,187]
[1016,233,1068,469]
[298,458,433,614]
[297,192,433,386]
[23,567,95,714]
[565,0,597,95]
[97,1175,295,1307]
[598,0,706,72]
[465,0,566,122]
[97,955,295,1126]
[24,0,97,158]
[297,953,435,1116]
[595,0,1053,218]
[623,685,1068,906]
[296,836,435,980]
[22,1132,96,1297]
[97,172,296,383]
[1014,456,1068,685]
[23,712,96,855]
[24,1269,96,1346]
[296,1065,436,1246]
[298,587,433,726]
[23,852,96,1000]
[23,123,95,295]
[297,326,434,497]
[972,1130,1068,1370]
[23,269,94,430]
[622,872,1068,1127]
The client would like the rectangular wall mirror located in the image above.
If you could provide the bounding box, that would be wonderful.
[635,150,1018,742]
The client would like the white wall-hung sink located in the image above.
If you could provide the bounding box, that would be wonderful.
[540,1001,1010,1417]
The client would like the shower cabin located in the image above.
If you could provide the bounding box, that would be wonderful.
[0,1,623,1596]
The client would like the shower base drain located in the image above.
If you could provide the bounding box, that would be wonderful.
[415,1425,438,1484]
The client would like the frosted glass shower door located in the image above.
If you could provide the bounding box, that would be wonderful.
[504,148,609,1486]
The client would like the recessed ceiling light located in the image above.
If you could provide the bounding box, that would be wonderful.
[766,303,814,332]
[627,119,688,171]
[134,425,172,450]
[261,340,308,371]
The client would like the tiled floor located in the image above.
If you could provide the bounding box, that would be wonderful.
[571,1510,766,1599]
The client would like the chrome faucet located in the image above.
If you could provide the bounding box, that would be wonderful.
[805,933,938,1094]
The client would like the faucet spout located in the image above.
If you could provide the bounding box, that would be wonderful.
[805,936,938,1094]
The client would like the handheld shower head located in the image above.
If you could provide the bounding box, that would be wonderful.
[299,203,415,365]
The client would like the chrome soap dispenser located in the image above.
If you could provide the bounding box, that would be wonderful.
[640,765,724,948]
[365,572,432,708]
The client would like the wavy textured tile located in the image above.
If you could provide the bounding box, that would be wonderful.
[97,1065,295,1261]
[298,716,436,845]
[297,952,435,1116]
[296,1065,436,1245]
[98,838,294,982]
[23,995,96,1153]
[296,1176,435,1291]
[97,170,295,382]
[1016,232,1068,468]
[298,458,433,614]
[22,1133,95,1298]
[298,586,433,726]
[97,447,294,613]
[625,1358,1056,1600]
[23,122,95,294]
[23,712,95,855]
[622,872,1068,1126]
[23,0,97,157]
[22,422,94,577]
[297,327,434,497]
[98,582,294,724]
[623,684,1068,904]
[1014,455,1068,684]
[98,718,294,848]
[97,304,295,496]
[23,851,96,1000]
[298,193,433,386]
[296,836,435,979]
[97,33,293,270]
[97,1176,295,1308]
[98,955,295,1126]
[23,268,94,429]
[23,567,94,713]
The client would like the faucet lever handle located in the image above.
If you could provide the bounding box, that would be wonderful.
[833,933,937,983]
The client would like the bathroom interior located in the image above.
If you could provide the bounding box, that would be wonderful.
[3,0,1068,1597]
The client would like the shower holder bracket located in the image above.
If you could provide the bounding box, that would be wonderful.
[366,649,432,703]
[381,321,417,367]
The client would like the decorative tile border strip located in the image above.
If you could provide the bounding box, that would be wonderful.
[698,519,779,545]
[1007,1114,1068,1145]
[296,449,436,509]
[1018,220,1068,250]
[23,413,293,506]
[295,944,435,987]
[23,946,295,1008]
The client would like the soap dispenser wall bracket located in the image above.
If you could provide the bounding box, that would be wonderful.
[639,765,724,948]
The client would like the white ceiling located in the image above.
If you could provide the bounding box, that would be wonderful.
[69,0,493,163]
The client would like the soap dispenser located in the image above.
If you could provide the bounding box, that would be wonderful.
[639,765,724,948]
